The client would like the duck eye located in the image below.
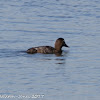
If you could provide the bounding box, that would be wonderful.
[63,40,65,43]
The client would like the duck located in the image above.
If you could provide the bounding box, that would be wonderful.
[26,38,69,54]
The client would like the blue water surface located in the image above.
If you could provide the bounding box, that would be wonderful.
[0,0,100,100]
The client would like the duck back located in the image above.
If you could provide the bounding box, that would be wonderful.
[27,46,55,54]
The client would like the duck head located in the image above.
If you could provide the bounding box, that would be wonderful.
[55,38,69,51]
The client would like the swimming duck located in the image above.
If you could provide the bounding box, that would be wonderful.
[26,38,69,54]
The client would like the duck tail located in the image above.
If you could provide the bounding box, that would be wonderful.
[26,48,37,54]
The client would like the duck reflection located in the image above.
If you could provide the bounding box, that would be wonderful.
[30,50,69,65]
[55,50,69,64]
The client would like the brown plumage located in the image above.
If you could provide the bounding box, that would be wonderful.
[26,38,69,54]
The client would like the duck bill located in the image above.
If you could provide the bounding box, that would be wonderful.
[63,43,69,48]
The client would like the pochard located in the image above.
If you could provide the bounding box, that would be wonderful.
[26,38,69,54]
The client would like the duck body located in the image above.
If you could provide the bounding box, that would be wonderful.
[27,46,56,54]
[26,38,69,54]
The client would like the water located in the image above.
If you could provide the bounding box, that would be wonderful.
[0,0,100,100]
